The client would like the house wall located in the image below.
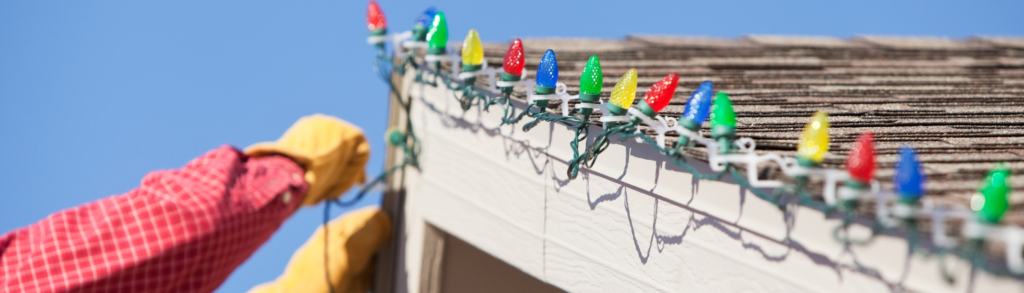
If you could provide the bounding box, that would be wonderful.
[387,71,1024,292]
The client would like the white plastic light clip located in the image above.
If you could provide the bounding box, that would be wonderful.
[598,101,631,123]
[423,53,452,63]
[1003,227,1024,273]
[401,40,428,50]
[527,83,577,116]
[457,59,508,92]
[627,107,674,148]
[367,30,413,46]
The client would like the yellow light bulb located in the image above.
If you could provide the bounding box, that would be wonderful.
[461,29,483,66]
[609,68,638,110]
[797,111,830,163]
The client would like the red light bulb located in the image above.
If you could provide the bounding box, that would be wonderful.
[846,132,875,183]
[643,73,679,113]
[503,38,525,76]
[367,0,387,32]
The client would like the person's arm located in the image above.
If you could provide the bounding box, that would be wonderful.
[0,114,373,293]
[0,146,308,292]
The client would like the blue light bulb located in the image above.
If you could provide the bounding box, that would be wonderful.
[536,49,558,88]
[682,81,714,125]
[894,146,925,202]
[415,7,437,28]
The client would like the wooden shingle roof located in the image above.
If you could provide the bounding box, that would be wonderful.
[476,35,1024,225]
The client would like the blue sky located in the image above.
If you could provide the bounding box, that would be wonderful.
[0,0,1020,292]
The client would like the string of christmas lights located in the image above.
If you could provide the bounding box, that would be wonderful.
[362,1,1023,283]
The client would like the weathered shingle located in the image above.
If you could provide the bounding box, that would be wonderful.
[977,36,1024,49]
[854,35,995,50]
[745,35,864,48]
[627,35,756,48]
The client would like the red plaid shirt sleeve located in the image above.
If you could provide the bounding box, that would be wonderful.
[0,145,309,293]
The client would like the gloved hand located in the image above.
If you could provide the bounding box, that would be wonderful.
[246,114,370,206]
[248,207,392,293]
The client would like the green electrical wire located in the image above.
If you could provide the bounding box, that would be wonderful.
[360,46,1023,281]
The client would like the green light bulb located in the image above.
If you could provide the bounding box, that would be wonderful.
[710,92,736,130]
[575,55,602,116]
[426,12,448,54]
[709,92,737,153]
[579,56,603,96]
[978,163,1011,224]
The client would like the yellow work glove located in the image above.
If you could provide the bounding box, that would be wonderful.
[246,114,370,206]
[248,207,392,293]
